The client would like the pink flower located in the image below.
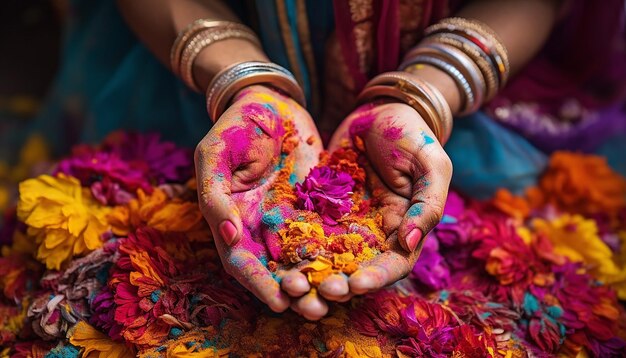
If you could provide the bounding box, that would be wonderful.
[102,132,193,184]
[411,236,450,291]
[295,167,354,224]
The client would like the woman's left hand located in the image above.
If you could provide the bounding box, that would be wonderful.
[324,101,453,297]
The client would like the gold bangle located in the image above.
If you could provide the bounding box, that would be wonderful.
[425,17,510,86]
[170,19,261,92]
[170,19,226,76]
[179,26,261,92]
[206,61,305,122]
[401,43,486,115]
[420,32,499,101]
[357,72,452,144]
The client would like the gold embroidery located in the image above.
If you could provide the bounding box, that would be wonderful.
[349,0,374,22]
[353,22,373,74]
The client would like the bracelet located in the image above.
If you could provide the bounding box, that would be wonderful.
[401,43,486,115]
[401,55,474,115]
[206,61,305,122]
[425,17,510,86]
[420,32,499,101]
[357,72,452,144]
[170,19,261,92]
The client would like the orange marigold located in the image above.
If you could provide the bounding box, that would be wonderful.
[108,188,209,241]
[527,151,626,217]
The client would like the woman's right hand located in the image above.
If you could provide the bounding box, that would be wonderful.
[195,85,327,317]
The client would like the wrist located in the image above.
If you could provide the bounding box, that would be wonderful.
[402,65,462,115]
[193,39,269,92]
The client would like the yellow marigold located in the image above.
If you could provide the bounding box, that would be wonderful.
[137,327,229,358]
[69,321,135,358]
[527,151,626,217]
[108,188,208,240]
[532,214,621,278]
[17,174,110,270]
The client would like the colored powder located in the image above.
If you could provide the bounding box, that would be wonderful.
[262,208,284,233]
[44,344,80,358]
[383,126,403,140]
[523,292,540,315]
[421,131,435,145]
[260,124,388,287]
[407,203,424,217]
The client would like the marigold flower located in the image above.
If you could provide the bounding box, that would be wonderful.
[527,151,626,217]
[107,188,208,241]
[68,321,135,358]
[17,174,110,270]
[532,214,621,277]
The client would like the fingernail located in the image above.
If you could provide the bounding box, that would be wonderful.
[219,220,238,245]
[406,228,423,252]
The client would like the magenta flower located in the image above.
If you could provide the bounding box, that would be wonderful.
[411,236,450,291]
[56,150,151,201]
[103,132,193,184]
[295,167,355,225]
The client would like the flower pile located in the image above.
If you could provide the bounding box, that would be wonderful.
[0,131,625,357]
[262,147,388,287]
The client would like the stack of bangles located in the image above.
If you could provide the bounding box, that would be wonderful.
[172,17,509,143]
[170,18,305,122]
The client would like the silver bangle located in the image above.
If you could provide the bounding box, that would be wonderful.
[421,32,499,101]
[205,61,305,122]
[400,55,474,115]
[179,27,261,92]
[421,43,486,115]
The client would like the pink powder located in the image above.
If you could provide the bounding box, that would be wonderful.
[348,105,377,139]
[383,126,403,140]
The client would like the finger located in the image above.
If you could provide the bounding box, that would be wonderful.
[318,274,350,301]
[195,133,244,246]
[335,293,354,303]
[348,238,418,295]
[291,289,329,321]
[223,248,290,313]
[280,271,310,297]
[397,143,452,252]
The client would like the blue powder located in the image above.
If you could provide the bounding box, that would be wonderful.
[262,208,284,232]
[255,126,263,135]
[273,154,288,171]
[523,292,540,315]
[546,305,563,318]
[421,131,435,145]
[44,344,80,358]
[440,215,457,224]
[289,172,298,185]
[407,203,424,217]
[480,312,492,320]
[439,290,450,300]
[170,327,183,337]
[263,103,278,115]
[150,289,162,303]
[216,173,225,182]
[313,339,328,352]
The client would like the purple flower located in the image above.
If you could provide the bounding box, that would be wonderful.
[411,235,450,291]
[295,167,355,225]
[90,285,123,341]
[56,150,151,201]
[103,132,193,184]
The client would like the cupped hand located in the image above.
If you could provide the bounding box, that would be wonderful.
[324,101,453,297]
[195,85,326,315]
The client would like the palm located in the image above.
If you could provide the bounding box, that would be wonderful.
[195,85,323,312]
[325,101,452,295]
